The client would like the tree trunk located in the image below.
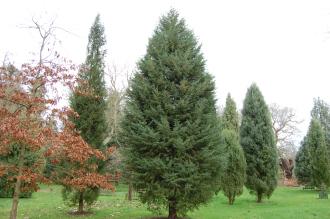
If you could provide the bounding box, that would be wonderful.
[228,196,232,205]
[257,192,262,203]
[168,198,177,219]
[78,192,84,213]
[127,182,133,201]
[10,146,25,219]
[229,195,235,205]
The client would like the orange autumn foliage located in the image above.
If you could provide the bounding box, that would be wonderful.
[46,117,117,192]
[0,62,116,196]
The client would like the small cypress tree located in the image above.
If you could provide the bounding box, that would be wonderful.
[219,94,246,205]
[121,10,222,219]
[68,14,108,212]
[240,83,278,203]
[220,129,246,205]
[307,119,330,189]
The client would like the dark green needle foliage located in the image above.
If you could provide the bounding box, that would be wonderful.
[121,9,222,219]
[295,137,312,185]
[219,129,246,205]
[219,94,246,205]
[311,98,330,152]
[222,94,240,133]
[70,14,107,150]
[240,83,278,203]
[307,119,330,188]
[67,14,107,211]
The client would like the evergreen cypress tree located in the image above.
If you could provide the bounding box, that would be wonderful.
[311,98,330,152]
[121,10,222,219]
[219,94,246,205]
[295,137,312,185]
[71,14,107,149]
[68,14,107,212]
[240,83,278,203]
[307,119,330,188]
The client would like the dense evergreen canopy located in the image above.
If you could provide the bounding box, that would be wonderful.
[121,10,222,218]
[311,98,330,152]
[307,119,330,188]
[240,84,278,202]
[70,14,107,149]
[219,94,246,205]
[295,137,312,185]
[222,94,240,133]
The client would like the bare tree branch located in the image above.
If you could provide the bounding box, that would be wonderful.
[270,103,303,159]
[104,64,132,147]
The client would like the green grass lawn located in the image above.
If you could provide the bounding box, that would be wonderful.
[0,185,329,219]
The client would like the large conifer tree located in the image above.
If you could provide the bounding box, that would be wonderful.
[68,14,107,212]
[219,94,246,205]
[121,10,222,219]
[240,84,278,202]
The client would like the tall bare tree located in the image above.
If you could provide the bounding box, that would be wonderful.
[269,103,302,159]
[21,16,73,65]
[7,17,69,219]
[104,64,131,145]
[104,64,133,200]
[269,103,302,181]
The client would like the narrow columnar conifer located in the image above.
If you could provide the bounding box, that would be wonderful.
[220,94,246,205]
[68,14,108,212]
[240,84,278,203]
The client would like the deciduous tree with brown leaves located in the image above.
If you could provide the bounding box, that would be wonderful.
[0,61,73,219]
[46,108,117,213]
[0,61,116,218]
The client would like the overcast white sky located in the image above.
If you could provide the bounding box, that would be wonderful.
[1,0,330,143]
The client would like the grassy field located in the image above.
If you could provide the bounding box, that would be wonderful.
[0,185,329,219]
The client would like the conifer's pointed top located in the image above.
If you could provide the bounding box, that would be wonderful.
[91,14,102,28]
[90,14,104,30]
[249,82,259,90]
[223,93,239,133]
[86,13,106,60]
[167,8,179,19]
[158,8,184,29]
[225,93,236,109]
[246,83,265,101]
[226,93,233,103]
[95,13,101,21]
